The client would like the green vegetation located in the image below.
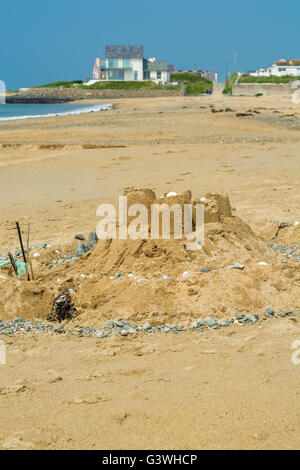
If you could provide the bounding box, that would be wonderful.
[38,80,83,88]
[170,73,213,94]
[240,74,300,84]
[81,80,180,90]
[222,73,238,95]
[37,80,181,91]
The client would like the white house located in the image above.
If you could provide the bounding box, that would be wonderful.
[92,45,171,85]
[249,59,300,77]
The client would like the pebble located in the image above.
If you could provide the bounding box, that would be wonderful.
[182,271,191,280]
[87,231,98,250]
[265,307,275,318]
[227,263,245,270]
[204,317,218,327]
[0,310,296,339]
[96,329,106,338]
[74,234,84,241]
[162,275,169,280]
[267,241,300,262]
[75,243,89,258]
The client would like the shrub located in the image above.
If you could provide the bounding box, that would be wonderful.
[170,73,213,94]
[38,80,83,88]
[240,74,300,84]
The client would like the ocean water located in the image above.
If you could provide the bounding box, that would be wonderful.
[0,103,112,121]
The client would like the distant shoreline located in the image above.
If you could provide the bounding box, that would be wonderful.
[5,96,74,104]
[0,102,113,121]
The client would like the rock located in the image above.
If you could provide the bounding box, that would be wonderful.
[128,328,138,334]
[247,314,259,322]
[200,268,212,273]
[142,322,151,330]
[182,271,191,280]
[265,307,275,318]
[227,263,245,270]
[105,321,114,330]
[53,325,64,333]
[240,314,259,324]
[87,231,98,250]
[203,317,218,327]
[162,275,169,280]
[96,330,106,338]
[75,242,89,257]
[115,320,125,327]
[75,234,84,241]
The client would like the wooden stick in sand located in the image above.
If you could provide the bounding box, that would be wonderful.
[16,221,30,281]
[8,252,18,278]
[26,222,34,281]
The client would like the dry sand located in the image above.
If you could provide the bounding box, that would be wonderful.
[0,94,299,449]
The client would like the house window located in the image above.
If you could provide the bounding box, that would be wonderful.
[108,70,124,80]
[157,71,162,79]
[123,59,131,69]
[144,71,150,80]
[108,59,119,68]
[134,71,138,80]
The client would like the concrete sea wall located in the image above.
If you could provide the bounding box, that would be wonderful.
[232,83,293,96]
[16,86,187,101]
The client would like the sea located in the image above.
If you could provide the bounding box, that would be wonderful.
[0,103,112,121]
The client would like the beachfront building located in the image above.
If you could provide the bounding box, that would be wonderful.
[175,69,218,83]
[91,45,172,84]
[249,59,300,77]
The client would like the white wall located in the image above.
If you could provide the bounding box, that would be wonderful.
[101,57,170,82]
[149,70,170,84]
[103,57,143,81]
[251,65,300,77]
[130,58,143,81]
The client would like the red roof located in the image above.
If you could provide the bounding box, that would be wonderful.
[275,59,300,66]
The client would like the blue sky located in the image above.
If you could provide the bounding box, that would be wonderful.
[1,0,299,88]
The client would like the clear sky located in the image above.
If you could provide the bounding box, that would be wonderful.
[1,0,299,89]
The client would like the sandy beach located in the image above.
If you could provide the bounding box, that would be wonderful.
[0,94,299,449]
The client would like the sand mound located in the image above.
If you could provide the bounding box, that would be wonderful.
[1,189,299,324]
